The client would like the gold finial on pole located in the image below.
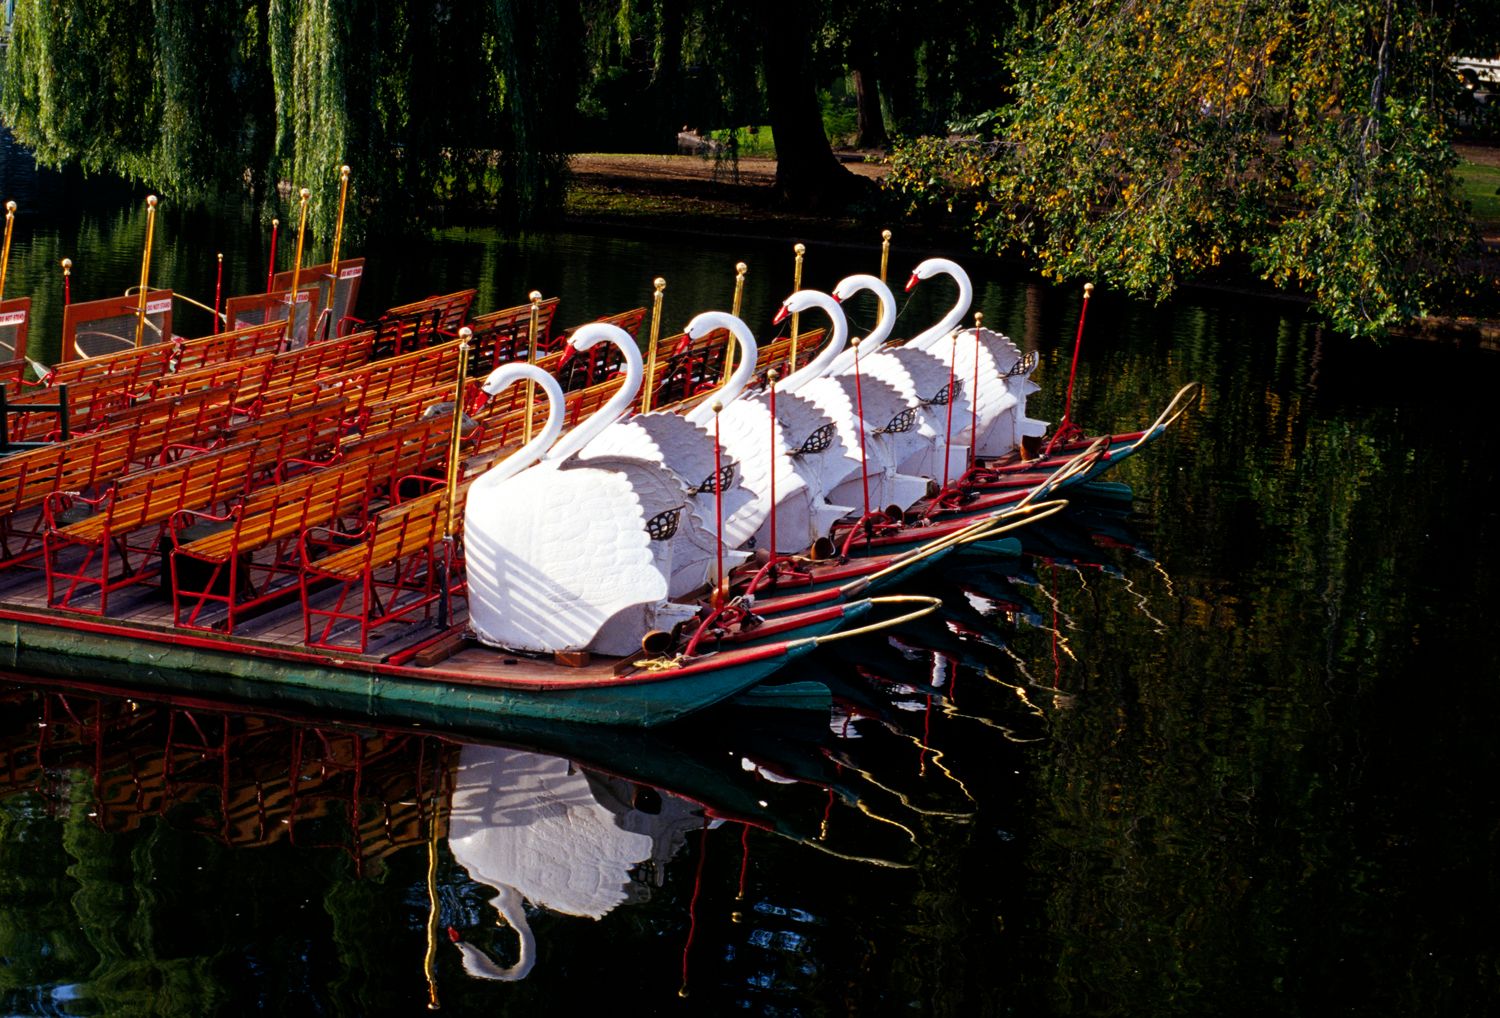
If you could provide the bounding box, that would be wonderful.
[642,277,666,413]
[285,187,311,346]
[789,243,805,369]
[523,291,543,442]
[330,165,351,276]
[133,195,159,349]
[444,327,474,542]
[0,201,16,305]
[724,261,748,381]
[878,230,892,328]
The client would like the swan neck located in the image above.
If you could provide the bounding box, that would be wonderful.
[473,368,565,489]
[780,294,846,391]
[910,262,972,350]
[545,326,644,460]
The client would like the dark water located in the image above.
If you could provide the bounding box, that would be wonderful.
[1,140,1498,1016]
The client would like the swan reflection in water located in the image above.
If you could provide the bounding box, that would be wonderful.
[445,744,705,981]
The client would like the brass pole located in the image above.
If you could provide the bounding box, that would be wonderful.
[523,290,543,442]
[723,261,747,381]
[330,165,351,276]
[444,327,474,541]
[60,258,72,307]
[789,243,805,370]
[641,277,666,413]
[0,201,16,305]
[285,187,311,346]
[133,195,159,349]
[878,230,892,329]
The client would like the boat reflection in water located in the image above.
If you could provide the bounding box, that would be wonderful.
[445,743,704,982]
[0,666,979,1005]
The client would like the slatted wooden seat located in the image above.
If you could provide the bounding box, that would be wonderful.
[322,341,463,423]
[260,330,377,400]
[464,298,561,375]
[300,487,463,653]
[554,308,648,390]
[6,376,140,442]
[357,383,466,435]
[354,290,477,359]
[0,425,139,568]
[148,352,277,409]
[44,343,175,390]
[337,416,457,498]
[88,385,239,468]
[217,395,350,482]
[168,454,385,633]
[44,443,259,615]
[171,321,288,373]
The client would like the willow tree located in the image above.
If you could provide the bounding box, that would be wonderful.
[887,0,1488,336]
[1,0,575,241]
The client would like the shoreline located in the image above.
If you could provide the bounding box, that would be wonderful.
[562,152,1500,351]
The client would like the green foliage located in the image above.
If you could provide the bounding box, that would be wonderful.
[886,0,1488,337]
[0,1,576,240]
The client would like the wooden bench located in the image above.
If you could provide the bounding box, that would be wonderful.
[217,395,350,482]
[5,375,141,443]
[259,329,377,400]
[44,443,259,615]
[171,321,289,372]
[148,352,277,409]
[0,425,140,567]
[300,487,464,653]
[352,290,477,359]
[88,385,240,467]
[464,297,561,375]
[168,454,386,633]
[357,382,469,436]
[43,344,175,391]
[321,341,463,423]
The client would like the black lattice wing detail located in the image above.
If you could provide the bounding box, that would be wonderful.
[879,407,917,434]
[697,462,736,494]
[795,422,836,456]
[645,506,683,541]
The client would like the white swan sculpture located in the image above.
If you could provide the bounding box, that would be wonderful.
[905,258,1048,458]
[567,323,757,598]
[829,273,974,482]
[682,311,854,554]
[464,336,699,656]
[773,289,931,514]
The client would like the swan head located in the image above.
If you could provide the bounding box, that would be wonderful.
[684,310,745,343]
[447,886,536,982]
[475,361,555,411]
[907,257,969,292]
[771,288,840,326]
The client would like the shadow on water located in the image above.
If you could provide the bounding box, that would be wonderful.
[0,135,1498,1014]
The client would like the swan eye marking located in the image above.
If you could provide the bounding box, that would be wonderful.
[879,408,917,434]
[697,463,736,494]
[795,423,836,456]
[925,380,962,406]
[1005,350,1038,378]
[646,507,683,541]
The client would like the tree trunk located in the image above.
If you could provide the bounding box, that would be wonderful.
[851,67,888,150]
[757,1,857,208]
